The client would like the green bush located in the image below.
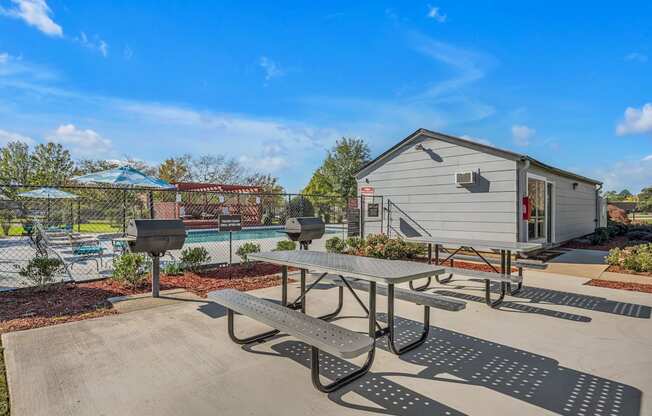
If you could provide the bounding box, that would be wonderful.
[626,230,652,242]
[236,242,261,266]
[590,227,610,245]
[345,237,365,252]
[19,256,64,289]
[358,234,422,260]
[325,236,347,253]
[112,253,148,287]
[180,247,211,273]
[606,244,652,272]
[287,196,315,217]
[274,240,296,251]
[607,220,628,236]
[162,261,184,276]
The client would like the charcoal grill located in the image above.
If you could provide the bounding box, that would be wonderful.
[281,217,325,250]
[126,219,186,297]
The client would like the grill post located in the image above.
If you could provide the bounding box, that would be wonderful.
[151,254,160,298]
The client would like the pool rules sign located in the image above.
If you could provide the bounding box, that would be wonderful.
[219,215,242,232]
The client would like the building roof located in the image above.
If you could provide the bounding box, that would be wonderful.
[173,182,263,193]
[355,128,602,185]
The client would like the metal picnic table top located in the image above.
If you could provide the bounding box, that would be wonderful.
[403,236,543,253]
[249,250,446,284]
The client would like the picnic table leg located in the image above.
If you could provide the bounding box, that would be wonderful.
[288,272,344,321]
[311,282,376,392]
[386,283,430,355]
[485,250,507,308]
[409,243,434,291]
[507,250,523,295]
[227,265,289,344]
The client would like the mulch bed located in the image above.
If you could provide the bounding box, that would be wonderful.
[0,263,287,334]
[412,257,518,273]
[562,236,631,251]
[586,279,652,294]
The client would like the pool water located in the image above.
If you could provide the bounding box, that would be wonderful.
[185,227,340,243]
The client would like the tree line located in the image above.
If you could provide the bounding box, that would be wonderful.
[0,137,372,201]
[605,188,652,212]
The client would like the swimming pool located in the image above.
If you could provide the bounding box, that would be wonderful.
[185,226,341,243]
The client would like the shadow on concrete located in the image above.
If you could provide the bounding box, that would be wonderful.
[479,281,651,319]
[263,315,641,416]
[434,289,592,322]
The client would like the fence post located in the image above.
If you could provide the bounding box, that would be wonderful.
[122,189,127,235]
[360,195,365,238]
[148,191,154,219]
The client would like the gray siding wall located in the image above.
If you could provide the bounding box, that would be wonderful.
[523,165,598,243]
[358,134,519,242]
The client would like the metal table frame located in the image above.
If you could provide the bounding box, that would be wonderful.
[228,252,445,392]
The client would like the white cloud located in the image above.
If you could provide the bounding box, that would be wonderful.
[511,124,536,146]
[47,124,114,158]
[625,52,648,63]
[259,56,284,81]
[616,103,652,136]
[0,0,62,37]
[598,157,652,193]
[426,5,446,22]
[409,32,494,97]
[0,128,35,146]
[0,53,8,64]
[75,32,109,57]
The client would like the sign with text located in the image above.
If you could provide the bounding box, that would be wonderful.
[367,203,380,218]
[360,186,375,196]
[219,214,242,232]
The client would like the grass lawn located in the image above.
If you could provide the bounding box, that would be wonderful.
[0,338,8,416]
[1,221,121,237]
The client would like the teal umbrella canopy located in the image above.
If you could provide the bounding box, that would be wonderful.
[71,166,174,189]
[18,187,78,199]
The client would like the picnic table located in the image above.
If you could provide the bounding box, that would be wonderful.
[403,236,543,306]
[210,250,465,392]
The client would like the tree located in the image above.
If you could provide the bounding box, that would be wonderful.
[244,173,284,194]
[0,142,33,197]
[31,143,74,185]
[304,137,370,200]
[638,187,652,212]
[189,155,246,184]
[75,159,120,175]
[158,155,192,183]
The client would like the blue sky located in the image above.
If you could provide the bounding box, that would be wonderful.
[0,1,651,193]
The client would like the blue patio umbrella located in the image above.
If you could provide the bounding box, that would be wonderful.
[71,166,174,232]
[71,166,174,189]
[18,187,78,226]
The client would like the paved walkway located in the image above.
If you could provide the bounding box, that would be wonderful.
[3,269,651,415]
[545,249,610,279]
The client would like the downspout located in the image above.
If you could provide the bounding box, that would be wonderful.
[595,183,603,228]
[516,157,530,242]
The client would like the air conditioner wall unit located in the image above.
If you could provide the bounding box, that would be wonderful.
[455,171,476,186]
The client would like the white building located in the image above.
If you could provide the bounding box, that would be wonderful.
[355,129,604,244]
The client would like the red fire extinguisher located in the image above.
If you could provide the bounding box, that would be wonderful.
[522,196,531,220]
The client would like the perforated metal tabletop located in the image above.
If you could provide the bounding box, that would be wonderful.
[249,250,445,284]
[403,236,542,253]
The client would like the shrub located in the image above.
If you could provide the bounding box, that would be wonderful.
[274,240,297,251]
[607,220,628,236]
[112,253,148,287]
[359,234,422,260]
[287,196,315,217]
[325,236,347,253]
[606,244,652,273]
[236,242,261,266]
[162,261,184,276]
[19,256,64,289]
[180,247,211,272]
[345,237,365,252]
[590,227,610,245]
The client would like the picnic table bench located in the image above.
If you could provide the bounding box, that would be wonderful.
[403,236,543,307]
[209,250,466,392]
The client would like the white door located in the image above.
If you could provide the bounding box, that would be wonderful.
[527,176,547,242]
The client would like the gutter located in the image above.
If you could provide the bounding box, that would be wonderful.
[595,183,603,228]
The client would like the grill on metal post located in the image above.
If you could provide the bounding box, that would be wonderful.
[126,219,186,297]
[281,217,325,250]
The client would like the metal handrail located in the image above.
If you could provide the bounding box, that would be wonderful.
[386,199,432,237]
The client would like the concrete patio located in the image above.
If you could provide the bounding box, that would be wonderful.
[2,269,651,415]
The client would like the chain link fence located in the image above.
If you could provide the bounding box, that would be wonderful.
[0,185,348,289]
